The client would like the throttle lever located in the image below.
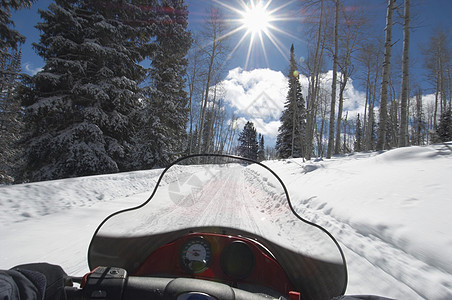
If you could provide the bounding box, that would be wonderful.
[76,266,127,300]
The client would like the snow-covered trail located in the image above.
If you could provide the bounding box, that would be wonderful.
[94,164,265,237]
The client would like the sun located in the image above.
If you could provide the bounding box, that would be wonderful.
[212,0,300,69]
[241,2,271,34]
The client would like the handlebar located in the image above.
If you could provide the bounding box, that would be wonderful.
[65,266,292,300]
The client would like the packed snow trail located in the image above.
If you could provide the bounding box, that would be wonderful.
[95,162,342,263]
[94,164,265,237]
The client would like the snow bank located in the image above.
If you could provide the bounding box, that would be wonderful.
[264,143,452,299]
[0,169,161,225]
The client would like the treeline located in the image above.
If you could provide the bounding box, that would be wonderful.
[1,0,191,183]
[2,0,452,183]
[184,0,452,163]
[275,0,452,159]
[185,8,242,156]
[1,0,35,183]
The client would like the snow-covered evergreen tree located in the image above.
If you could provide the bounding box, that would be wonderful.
[0,50,23,183]
[238,121,258,160]
[0,0,35,59]
[0,1,36,183]
[275,44,306,159]
[354,114,362,152]
[132,0,191,168]
[22,0,144,181]
[436,108,452,142]
[257,134,265,162]
[412,92,426,145]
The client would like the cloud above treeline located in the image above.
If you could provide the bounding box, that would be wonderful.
[219,67,288,139]
[23,62,42,75]
[218,67,368,141]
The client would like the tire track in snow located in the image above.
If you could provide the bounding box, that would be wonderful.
[195,166,263,236]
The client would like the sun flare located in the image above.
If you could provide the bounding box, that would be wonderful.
[241,2,271,34]
[212,0,300,69]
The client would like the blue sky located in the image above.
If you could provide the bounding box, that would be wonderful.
[11,0,452,81]
[12,0,452,86]
[10,0,452,143]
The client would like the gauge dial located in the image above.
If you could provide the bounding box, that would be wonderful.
[221,241,255,280]
[180,237,212,274]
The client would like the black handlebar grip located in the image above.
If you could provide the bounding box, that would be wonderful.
[122,277,172,299]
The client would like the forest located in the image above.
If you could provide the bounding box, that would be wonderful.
[1,0,452,184]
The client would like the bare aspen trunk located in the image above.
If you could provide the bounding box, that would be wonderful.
[335,74,348,154]
[197,51,215,154]
[305,0,324,160]
[327,0,340,159]
[343,111,348,152]
[187,50,201,155]
[399,0,410,147]
[377,0,395,151]
[195,9,228,154]
[318,101,326,157]
[206,85,218,153]
[434,74,439,129]
[363,70,370,146]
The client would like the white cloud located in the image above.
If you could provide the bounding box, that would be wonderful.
[421,93,436,108]
[23,62,42,75]
[343,78,367,119]
[250,118,281,137]
[220,67,287,138]
[219,67,370,144]
[220,67,444,150]
[222,67,287,116]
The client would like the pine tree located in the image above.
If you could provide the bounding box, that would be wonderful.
[276,44,306,158]
[354,114,362,152]
[436,108,452,142]
[413,91,426,145]
[0,50,23,183]
[257,134,265,162]
[238,121,258,160]
[132,0,191,168]
[0,0,35,59]
[386,99,398,148]
[0,0,35,183]
[22,0,144,181]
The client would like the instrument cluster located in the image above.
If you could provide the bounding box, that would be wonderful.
[134,232,293,295]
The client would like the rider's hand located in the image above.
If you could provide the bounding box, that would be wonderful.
[12,262,69,300]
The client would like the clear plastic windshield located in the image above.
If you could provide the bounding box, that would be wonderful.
[88,155,347,298]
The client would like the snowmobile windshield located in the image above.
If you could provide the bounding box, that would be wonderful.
[88,155,347,298]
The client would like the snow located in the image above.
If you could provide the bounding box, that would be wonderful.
[1,143,452,299]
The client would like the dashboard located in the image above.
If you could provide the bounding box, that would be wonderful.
[134,232,294,296]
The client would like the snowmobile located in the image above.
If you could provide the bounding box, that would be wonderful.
[63,154,388,300]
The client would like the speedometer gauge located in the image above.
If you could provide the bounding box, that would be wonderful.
[180,237,212,274]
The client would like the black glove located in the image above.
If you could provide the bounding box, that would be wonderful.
[0,268,46,299]
[13,263,69,300]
